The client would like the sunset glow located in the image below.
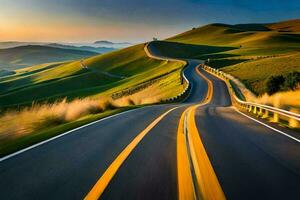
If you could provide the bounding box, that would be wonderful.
[0,0,299,42]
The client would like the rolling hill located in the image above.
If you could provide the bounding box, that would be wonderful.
[168,20,300,48]
[0,44,184,108]
[166,19,300,95]
[0,41,45,49]
[0,45,98,70]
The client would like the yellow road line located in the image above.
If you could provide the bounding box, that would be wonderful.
[85,107,178,200]
[177,109,197,200]
[195,67,213,102]
[177,66,225,200]
[187,105,226,200]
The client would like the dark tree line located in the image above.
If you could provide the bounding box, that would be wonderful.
[266,71,300,95]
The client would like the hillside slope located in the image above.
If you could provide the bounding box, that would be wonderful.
[0,44,184,108]
[168,19,300,48]
[0,45,98,70]
[167,19,300,95]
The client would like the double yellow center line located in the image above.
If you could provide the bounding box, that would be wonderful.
[85,66,225,200]
[177,67,226,200]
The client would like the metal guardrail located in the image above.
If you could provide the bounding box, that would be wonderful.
[163,68,191,103]
[203,65,300,128]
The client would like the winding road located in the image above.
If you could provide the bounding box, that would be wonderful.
[0,42,299,200]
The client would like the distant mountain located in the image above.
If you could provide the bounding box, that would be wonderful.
[94,40,130,45]
[0,41,46,49]
[46,43,116,54]
[94,40,115,45]
[93,40,132,48]
[0,41,132,51]
[0,45,98,70]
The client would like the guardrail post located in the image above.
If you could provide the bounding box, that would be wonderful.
[253,106,257,114]
[263,109,269,118]
[273,112,279,123]
[288,109,300,128]
[248,105,252,112]
[258,107,263,116]
[289,118,299,128]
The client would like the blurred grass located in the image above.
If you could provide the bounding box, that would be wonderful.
[0,107,132,157]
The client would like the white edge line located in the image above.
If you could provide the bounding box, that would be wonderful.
[234,108,300,143]
[0,107,148,162]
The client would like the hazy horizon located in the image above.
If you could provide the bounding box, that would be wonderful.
[0,0,299,43]
[0,40,134,44]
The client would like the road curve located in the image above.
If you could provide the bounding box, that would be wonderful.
[0,43,205,200]
[0,41,299,200]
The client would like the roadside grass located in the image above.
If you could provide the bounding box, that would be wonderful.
[0,66,184,157]
[0,107,132,157]
[247,89,300,110]
[229,80,246,101]
[0,98,114,139]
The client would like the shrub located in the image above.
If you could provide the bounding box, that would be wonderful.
[266,75,285,95]
[284,71,300,90]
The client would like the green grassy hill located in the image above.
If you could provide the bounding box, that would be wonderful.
[0,43,186,156]
[0,44,184,108]
[168,19,300,48]
[167,19,300,95]
[0,45,98,70]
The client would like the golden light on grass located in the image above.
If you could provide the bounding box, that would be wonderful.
[0,97,115,140]
[226,71,300,111]
[0,71,182,141]
[247,89,300,111]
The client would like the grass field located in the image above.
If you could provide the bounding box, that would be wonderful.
[0,107,133,157]
[0,44,184,108]
[222,52,300,94]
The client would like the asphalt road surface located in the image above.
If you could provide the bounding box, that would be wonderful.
[0,43,299,200]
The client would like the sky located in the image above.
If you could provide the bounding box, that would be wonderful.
[0,0,299,43]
